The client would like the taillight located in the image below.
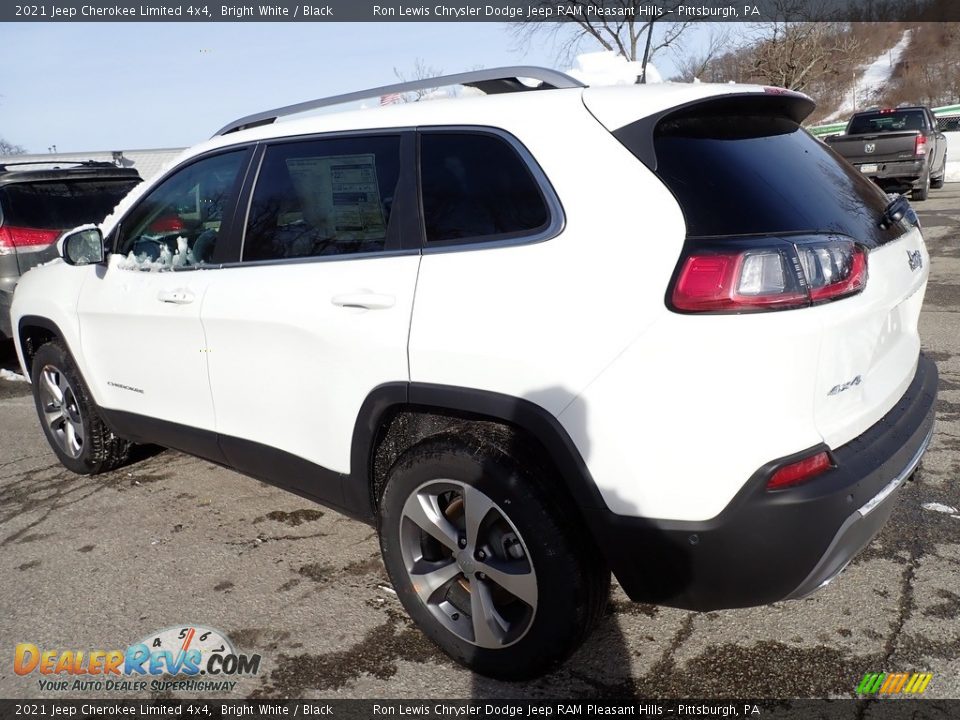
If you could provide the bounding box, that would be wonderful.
[767,450,833,491]
[670,236,867,313]
[0,226,60,255]
[914,135,927,156]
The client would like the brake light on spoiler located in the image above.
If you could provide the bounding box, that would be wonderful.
[0,226,60,255]
[670,235,867,313]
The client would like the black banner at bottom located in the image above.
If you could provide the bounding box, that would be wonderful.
[0,700,956,720]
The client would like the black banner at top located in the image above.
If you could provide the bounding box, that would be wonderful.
[3,0,960,23]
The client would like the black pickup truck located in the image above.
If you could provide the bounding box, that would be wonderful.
[825,106,947,200]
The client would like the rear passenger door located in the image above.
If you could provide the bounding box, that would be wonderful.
[200,132,420,505]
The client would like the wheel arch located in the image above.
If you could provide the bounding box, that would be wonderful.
[346,382,607,523]
[17,315,70,378]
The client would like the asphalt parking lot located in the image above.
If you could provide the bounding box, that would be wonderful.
[1,187,958,701]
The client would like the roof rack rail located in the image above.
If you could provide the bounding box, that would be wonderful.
[213,66,585,137]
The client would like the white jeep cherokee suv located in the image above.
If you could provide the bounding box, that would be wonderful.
[11,68,938,679]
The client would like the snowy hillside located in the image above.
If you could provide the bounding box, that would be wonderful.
[823,30,913,122]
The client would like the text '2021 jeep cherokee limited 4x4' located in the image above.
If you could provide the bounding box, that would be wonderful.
[11,68,937,679]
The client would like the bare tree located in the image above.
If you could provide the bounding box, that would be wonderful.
[513,2,694,78]
[746,21,861,92]
[671,27,733,82]
[0,138,26,156]
[392,58,446,102]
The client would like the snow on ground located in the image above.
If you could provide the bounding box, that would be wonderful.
[0,369,28,383]
[823,30,913,123]
[922,502,959,515]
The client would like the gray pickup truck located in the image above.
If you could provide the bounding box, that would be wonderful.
[825,106,947,201]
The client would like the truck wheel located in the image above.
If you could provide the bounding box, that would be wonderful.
[931,171,945,189]
[378,433,609,679]
[30,341,131,475]
[912,171,930,201]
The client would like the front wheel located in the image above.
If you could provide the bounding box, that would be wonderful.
[30,341,131,474]
[378,432,609,680]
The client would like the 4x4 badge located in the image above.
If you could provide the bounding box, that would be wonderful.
[907,250,923,271]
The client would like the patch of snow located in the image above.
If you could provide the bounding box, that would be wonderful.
[0,369,28,383]
[823,30,913,123]
[922,502,958,515]
[566,51,659,86]
[945,161,960,183]
[113,236,195,272]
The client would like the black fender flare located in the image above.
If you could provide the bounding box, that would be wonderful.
[345,382,606,520]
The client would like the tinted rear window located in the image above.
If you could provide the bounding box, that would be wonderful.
[847,110,927,135]
[0,179,139,230]
[651,114,904,244]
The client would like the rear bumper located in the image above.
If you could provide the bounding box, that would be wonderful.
[587,353,938,611]
[856,159,928,186]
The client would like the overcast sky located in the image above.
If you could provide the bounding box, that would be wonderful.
[0,22,693,154]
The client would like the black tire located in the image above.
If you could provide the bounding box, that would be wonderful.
[30,340,131,475]
[931,171,945,189]
[912,170,930,201]
[378,431,609,680]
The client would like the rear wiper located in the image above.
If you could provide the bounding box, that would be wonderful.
[879,194,919,230]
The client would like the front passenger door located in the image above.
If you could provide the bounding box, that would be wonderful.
[77,149,251,452]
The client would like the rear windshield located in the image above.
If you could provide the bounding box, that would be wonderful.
[847,110,927,135]
[0,178,139,230]
[650,114,904,244]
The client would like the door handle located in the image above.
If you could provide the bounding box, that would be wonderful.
[157,289,195,305]
[331,291,395,310]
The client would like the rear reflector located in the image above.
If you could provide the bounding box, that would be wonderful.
[767,451,833,490]
[671,236,867,313]
[0,226,60,254]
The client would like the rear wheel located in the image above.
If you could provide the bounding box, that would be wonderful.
[30,341,131,475]
[912,170,930,201]
[378,433,609,679]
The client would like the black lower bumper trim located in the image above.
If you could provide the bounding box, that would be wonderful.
[587,353,938,611]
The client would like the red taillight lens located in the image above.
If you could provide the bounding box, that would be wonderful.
[767,451,833,490]
[671,238,867,313]
[0,226,60,253]
[915,135,927,156]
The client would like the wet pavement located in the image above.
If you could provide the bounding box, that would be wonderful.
[1,187,958,700]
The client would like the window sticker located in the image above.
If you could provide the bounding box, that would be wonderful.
[285,154,386,241]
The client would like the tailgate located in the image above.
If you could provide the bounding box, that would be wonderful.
[831,131,920,164]
[598,89,931,453]
[813,227,929,447]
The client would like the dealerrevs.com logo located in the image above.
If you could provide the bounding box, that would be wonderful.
[15,625,261,693]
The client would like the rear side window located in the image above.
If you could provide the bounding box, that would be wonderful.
[650,113,904,245]
[419,132,549,245]
[0,179,139,230]
[847,110,927,135]
[243,135,401,262]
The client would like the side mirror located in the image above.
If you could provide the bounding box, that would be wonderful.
[58,226,105,266]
